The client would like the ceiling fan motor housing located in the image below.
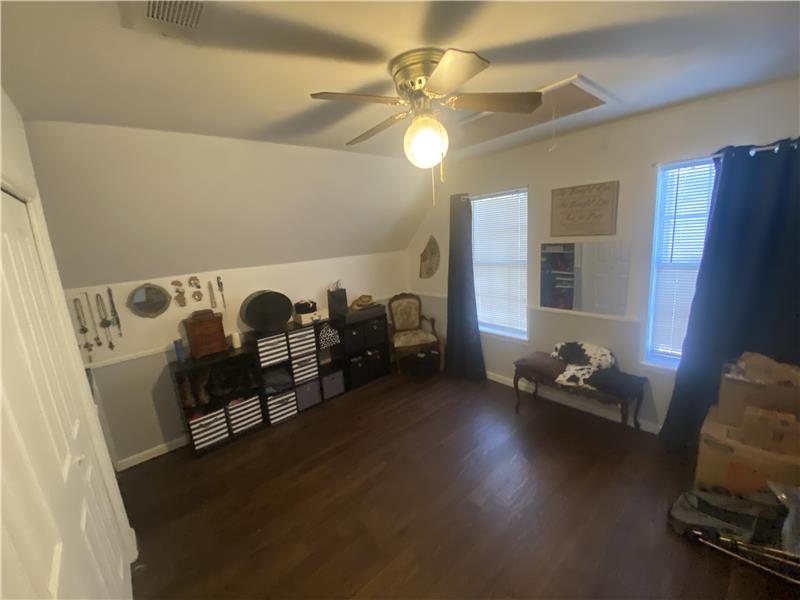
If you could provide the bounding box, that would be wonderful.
[389,47,445,100]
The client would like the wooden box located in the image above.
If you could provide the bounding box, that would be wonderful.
[184,310,227,358]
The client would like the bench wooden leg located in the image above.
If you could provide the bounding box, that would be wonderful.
[514,370,522,413]
[633,390,643,430]
[620,402,629,427]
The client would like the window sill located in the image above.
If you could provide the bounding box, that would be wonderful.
[640,357,679,373]
[478,325,528,343]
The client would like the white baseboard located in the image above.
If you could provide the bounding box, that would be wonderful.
[486,371,661,435]
[114,436,188,471]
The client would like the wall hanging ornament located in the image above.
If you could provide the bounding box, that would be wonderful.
[419,235,441,279]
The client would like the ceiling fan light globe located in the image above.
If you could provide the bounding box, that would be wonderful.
[403,116,449,169]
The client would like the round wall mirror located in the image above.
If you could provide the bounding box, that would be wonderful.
[127,283,171,318]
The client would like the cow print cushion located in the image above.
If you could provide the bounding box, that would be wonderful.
[550,342,615,389]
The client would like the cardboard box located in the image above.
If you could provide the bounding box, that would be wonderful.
[739,352,800,386]
[717,373,799,426]
[716,370,799,427]
[735,407,800,455]
[695,406,800,495]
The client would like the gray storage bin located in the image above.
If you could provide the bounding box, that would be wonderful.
[322,370,345,400]
[296,379,322,411]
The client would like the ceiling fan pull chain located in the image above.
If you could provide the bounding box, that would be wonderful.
[548,105,558,153]
[439,126,446,184]
[431,167,436,207]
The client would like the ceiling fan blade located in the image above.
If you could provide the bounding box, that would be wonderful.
[263,80,395,138]
[346,112,410,146]
[444,92,542,114]
[311,92,405,106]
[424,48,490,97]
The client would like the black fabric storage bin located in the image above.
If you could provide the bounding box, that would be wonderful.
[342,324,365,356]
[322,370,345,399]
[364,318,386,347]
[296,380,322,411]
[366,347,390,378]
[348,354,370,388]
[405,349,440,376]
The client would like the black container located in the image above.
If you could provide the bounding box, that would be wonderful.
[240,290,292,332]
[405,349,440,376]
[296,380,322,411]
[364,318,386,347]
[342,324,365,356]
[366,347,390,378]
[327,288,348,317]
[322,370,345,399]
[348,354,370,388]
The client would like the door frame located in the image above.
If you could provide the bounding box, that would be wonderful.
[2,182,138,565]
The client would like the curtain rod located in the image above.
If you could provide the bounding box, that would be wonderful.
[654,140,798,167]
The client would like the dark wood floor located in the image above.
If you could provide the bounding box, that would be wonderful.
[119,374,795,599]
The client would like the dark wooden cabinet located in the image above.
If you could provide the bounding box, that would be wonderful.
[335,311,390,390]
[171,309,392,456]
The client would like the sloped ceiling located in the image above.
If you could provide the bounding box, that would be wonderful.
[25,121,429,288]
[3,1,799,160]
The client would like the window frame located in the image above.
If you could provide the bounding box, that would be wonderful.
[471,187,529,341]
[644,156,716,369]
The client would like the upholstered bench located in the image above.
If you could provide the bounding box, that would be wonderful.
[513,351,647,429]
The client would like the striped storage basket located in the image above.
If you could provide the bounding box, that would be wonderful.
[265,391,298,424]
[257,332,289,367]
[291,355,319,384]
[226,395,264,435]
[188,408,230,451]
[288,326,316,357]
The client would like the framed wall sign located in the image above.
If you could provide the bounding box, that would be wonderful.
[551,180,619,236]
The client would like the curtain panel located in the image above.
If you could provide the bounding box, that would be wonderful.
[445,194,486,380]
[661,138,800,451]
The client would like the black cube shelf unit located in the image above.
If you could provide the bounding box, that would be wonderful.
[170,307,391,454]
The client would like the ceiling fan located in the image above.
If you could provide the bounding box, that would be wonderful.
[310,47,542,168]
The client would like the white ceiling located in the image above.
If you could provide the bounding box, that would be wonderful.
[3,1,798,159]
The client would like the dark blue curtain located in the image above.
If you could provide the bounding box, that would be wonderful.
[661,138,800,451]
[445,194,486,380]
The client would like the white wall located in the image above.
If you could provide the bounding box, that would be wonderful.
[65,251,407,368]
[26,121,429,288]
[405,78,800,431]
[1,90,38,199]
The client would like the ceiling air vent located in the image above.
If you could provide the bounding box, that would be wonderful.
[145,1,204,29]
[119,1,204,39]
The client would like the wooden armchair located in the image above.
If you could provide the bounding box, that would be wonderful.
[388,293,442,370]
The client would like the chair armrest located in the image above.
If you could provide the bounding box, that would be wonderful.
[420,315,437,338]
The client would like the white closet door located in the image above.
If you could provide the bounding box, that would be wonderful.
[2,191,131,599]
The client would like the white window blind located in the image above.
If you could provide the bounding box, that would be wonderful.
[472,188,528,339]
[646,158,716,366]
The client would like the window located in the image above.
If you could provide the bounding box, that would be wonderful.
[472,188,528,339]
[646,158,716,366]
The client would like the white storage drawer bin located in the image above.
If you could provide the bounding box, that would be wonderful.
[257,332,289,367]
[188,408,230,450]
[226,395,264,435]
[266,391,298,424]
[288,326,316,357]
[292,355,319,384]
